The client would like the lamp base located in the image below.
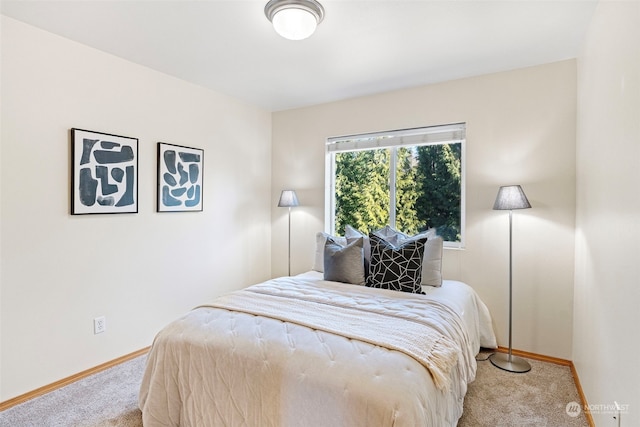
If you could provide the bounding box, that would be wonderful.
[489,352,531,373]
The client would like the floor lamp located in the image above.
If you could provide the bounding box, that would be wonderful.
[489,185,532,373]
[278,190,299,276]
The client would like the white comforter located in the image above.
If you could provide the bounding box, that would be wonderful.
[139,272,496,427]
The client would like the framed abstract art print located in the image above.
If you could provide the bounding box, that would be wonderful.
[157,142,204,212]
[71,128,138,215]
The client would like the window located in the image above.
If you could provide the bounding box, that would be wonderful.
[325,123,465,247]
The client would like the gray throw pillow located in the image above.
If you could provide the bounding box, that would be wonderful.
[345,225,371,279]
[313,232,347,272]
[345,225,371,262]
[323,237,365,285]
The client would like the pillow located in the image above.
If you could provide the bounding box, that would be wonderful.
[420,235,443,287]
[366,233,426,294]
[323,237,365,285]
[313,232,347,272]
[373,225,405,246]
[344,225,371,275]
[397,230,443,288]
[373,226,443,287]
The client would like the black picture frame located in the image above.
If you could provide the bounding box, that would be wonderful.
[71,128,138,215]
[157,142,204,212]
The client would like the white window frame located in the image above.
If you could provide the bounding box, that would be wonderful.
[325,123,466,249]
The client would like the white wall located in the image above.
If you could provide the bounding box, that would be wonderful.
[272,61,577,360]
[0,16,273,401]
[0,14,4,404]
[575,1,640,424]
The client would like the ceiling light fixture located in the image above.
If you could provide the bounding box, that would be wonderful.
[265,0,325,41]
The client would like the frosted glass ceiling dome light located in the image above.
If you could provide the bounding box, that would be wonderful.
[265,0,325,41]
[273,8,317,40]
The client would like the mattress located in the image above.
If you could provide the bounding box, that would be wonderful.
[139,271,496,427]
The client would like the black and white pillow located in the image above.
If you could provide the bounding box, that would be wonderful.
[366,233,427,294]
[373,226,443,288]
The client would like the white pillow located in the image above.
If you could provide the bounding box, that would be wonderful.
[372,225,402,245]
[313,232,347,272]
[420,235,443,287]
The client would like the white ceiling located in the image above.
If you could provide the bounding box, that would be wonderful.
[1,0,598,112]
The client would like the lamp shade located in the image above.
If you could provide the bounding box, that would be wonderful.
[278,190,299,207]
[493,185,531,210]
[265,0,325,41]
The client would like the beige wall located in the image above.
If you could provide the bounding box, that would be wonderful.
[0,13,3,405]
[272,61,577,360]
[0,17,273,400]
[575,1,640,424]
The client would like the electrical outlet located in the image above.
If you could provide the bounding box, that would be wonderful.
[94,316,106,334]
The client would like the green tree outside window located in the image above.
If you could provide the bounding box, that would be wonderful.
[333,142,462,243]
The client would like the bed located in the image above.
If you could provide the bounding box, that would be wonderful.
[138,269,496,427]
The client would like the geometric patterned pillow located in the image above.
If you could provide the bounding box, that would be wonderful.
[374,226,443,288]
[365,233,427,294]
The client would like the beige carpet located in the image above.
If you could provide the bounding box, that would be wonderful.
[459,351,589,426]
[0,356,146,427]
[0,351,589,426]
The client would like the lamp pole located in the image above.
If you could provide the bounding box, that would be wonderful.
[489,185,532,373]
[278,190,299,277]
[507,208,514,362]
[287,205,292,276]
